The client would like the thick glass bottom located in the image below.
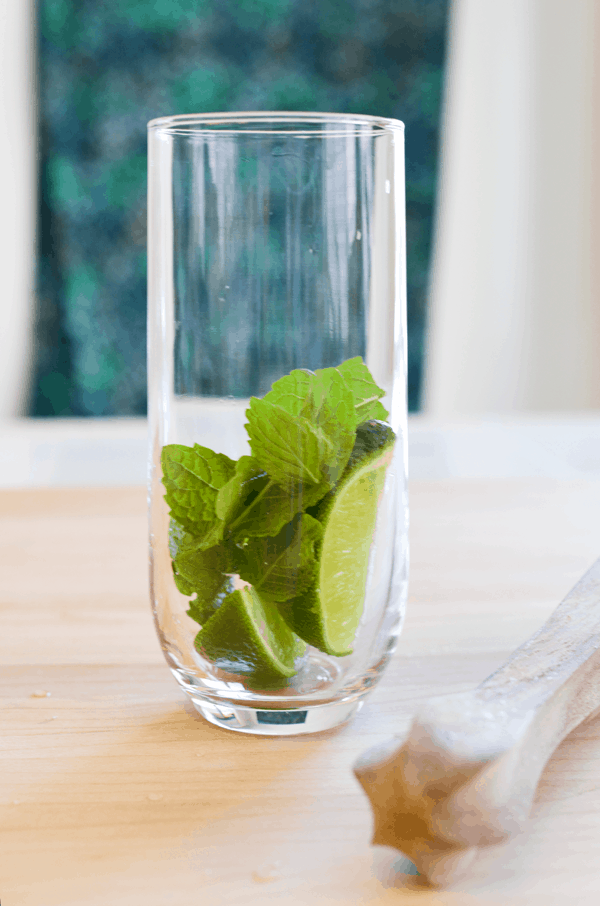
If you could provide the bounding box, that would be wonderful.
[188,693,364,735]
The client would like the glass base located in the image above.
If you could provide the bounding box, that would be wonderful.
[189,694,364,735]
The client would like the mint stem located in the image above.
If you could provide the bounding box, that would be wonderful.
[355,395,381,412]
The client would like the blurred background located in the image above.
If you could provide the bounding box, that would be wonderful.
[1,0,600,483]
[12,0,449,419]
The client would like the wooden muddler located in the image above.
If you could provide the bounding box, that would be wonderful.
[354,557,600,887]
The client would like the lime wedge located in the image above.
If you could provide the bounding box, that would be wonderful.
[195,586,306,686]
[277,444,393,656]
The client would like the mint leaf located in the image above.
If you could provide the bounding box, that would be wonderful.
[310,368,356,482]
[239,514,322,601]
[269,360,387,428]
[169,527,243,624]
[263,369,314,417]
[175,541,235,585]
[264,366,366,483]
[187,595,227,627]
[173,568,195,596]
[162,443,235,491]
[246,368,361,490]
[168,518,193,560]
[267,366,355,426]
[217,456,330,540]
[174,543,235,626]
[245,399,334,486]
[217,457,293,539]
[337,357,389,423]
[168,517,215,560]
[216,456,265,524]
[161,444,235,540]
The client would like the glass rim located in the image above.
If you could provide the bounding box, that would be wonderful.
[147,110,405,137]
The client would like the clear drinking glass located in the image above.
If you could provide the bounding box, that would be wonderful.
[147,112,408,735]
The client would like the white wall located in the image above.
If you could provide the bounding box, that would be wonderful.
[425,0,600,414]
[0,0,36,417]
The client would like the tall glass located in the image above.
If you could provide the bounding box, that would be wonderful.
[148,112,407,735]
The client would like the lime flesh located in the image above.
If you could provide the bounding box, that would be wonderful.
[195,586,306,686]
[277,444,393,656]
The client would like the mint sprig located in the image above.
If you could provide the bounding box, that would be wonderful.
[160,356,392,666]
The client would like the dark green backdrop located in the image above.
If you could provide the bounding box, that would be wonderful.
[33,0,448,416]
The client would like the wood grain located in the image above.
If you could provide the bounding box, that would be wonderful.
[2,481,600,904]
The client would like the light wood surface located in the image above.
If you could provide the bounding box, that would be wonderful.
[2,479,600,905]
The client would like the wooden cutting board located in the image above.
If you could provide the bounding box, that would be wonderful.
[2,480,600,905]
